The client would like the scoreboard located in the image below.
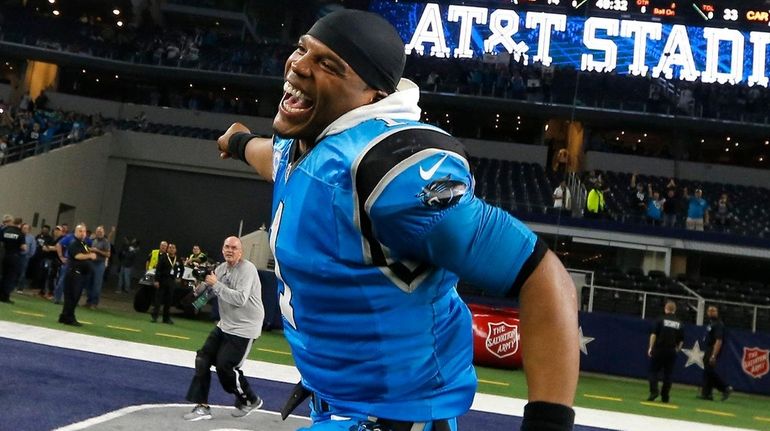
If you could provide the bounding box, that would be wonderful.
[502,0,770,28]
[370,0,770,86]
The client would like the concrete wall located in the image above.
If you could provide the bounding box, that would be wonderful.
[0,130,266,234]
[0,135,112,230]
[585,151,770,188]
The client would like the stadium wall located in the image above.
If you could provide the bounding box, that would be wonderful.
[0,134,112,230]
[585,151,770,189]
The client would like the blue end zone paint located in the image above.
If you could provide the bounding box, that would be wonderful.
[3,337,612,431]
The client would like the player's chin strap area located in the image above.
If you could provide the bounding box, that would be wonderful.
[280,381,451,431]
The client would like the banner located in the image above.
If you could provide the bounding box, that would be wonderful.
[578,311,770,395]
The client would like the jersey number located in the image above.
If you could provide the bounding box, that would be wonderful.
[270,202,297,329]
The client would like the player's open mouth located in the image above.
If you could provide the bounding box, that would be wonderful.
[280,81,314,115]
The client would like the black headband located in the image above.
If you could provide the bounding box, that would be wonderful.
[307,10,405,94]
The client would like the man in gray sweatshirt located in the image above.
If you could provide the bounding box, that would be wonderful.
[184,236,265,421]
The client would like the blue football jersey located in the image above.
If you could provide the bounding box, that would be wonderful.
[269,118,538,422]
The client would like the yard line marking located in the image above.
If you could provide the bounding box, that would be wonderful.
[257,347,292,356]
[584,394,622,402]
[106,325,141,333]
[155,332,190,340]
[478,379,510,387]
[755,416,770,422]
[12,310,45,317]
[79,320,93,325]
[640,401,679,409]
[696,408,735,417]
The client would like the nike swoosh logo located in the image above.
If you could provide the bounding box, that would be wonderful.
[419,154,448,180]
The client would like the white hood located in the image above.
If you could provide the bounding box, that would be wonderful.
[315,78,422,142]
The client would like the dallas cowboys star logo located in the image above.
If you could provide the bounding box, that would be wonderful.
[579,326,594,355]
[682,340,705,369]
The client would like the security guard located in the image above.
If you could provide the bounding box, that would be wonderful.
[699,305,733,401]
[145,240,168,270]
[647,300,684,403]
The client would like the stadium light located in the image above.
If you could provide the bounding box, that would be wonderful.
[726,136,731,141]
[113,9,120,16]
[765,140,769,146]
[48,0,55,3]
[117,20,123,27]
[82,69,86,73]
[52,10,60,16]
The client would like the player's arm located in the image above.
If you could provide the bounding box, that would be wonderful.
[363,129,577,429]
[217,122,274,182]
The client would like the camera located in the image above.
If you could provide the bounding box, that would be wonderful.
[191,262,217,281]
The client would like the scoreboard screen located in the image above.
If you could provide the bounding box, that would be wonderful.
[370,0,770,87]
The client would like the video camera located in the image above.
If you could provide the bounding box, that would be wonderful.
[191,262,217,282]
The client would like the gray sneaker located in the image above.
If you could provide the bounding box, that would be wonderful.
[232,396,263,418]
[183,404,212,421]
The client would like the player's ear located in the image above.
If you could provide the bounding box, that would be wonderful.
[371,90,388,103]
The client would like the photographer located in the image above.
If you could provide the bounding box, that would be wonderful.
[184,236,264,421]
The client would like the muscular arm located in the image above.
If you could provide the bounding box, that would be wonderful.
[217,122,274,182]
[519,251,579,406]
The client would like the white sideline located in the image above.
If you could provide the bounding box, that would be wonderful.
[1,321,751,431]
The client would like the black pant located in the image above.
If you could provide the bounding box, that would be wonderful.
[59,270,86,323]
[702,349,728,396]
[1,253,22,300]
[649,349,676,399]
[34,258,56,295]
[151,277,173,321]
[186,327,257,407]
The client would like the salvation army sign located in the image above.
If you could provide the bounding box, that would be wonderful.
[370,1,770,87]
[742,347,770,379]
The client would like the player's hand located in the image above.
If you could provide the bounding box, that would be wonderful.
[217,122,251,159]
[709,356,716,366]
[89,252,98,260]
[647,348,652,358]
[205,273,217,287]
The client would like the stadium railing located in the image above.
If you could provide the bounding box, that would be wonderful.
[572,269,770,333]
[1,133,73,165]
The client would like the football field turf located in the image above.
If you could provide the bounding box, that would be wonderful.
[2,293,768,430]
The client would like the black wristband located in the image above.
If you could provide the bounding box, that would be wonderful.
[521,401,575,431]
[227,132,256,162]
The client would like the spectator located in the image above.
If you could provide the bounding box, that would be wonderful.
[684,187,710,231]
[552,180,571,213]
[661,188,679,228]
[117,237,140,293]
[646,185,664,226]
[86,225,110,309]
[713,193,734,229]
[16,223,37,292]
[35,225,59,299]
[585,180,606,219]
[630,173,647,222]
[551,148,569,179]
